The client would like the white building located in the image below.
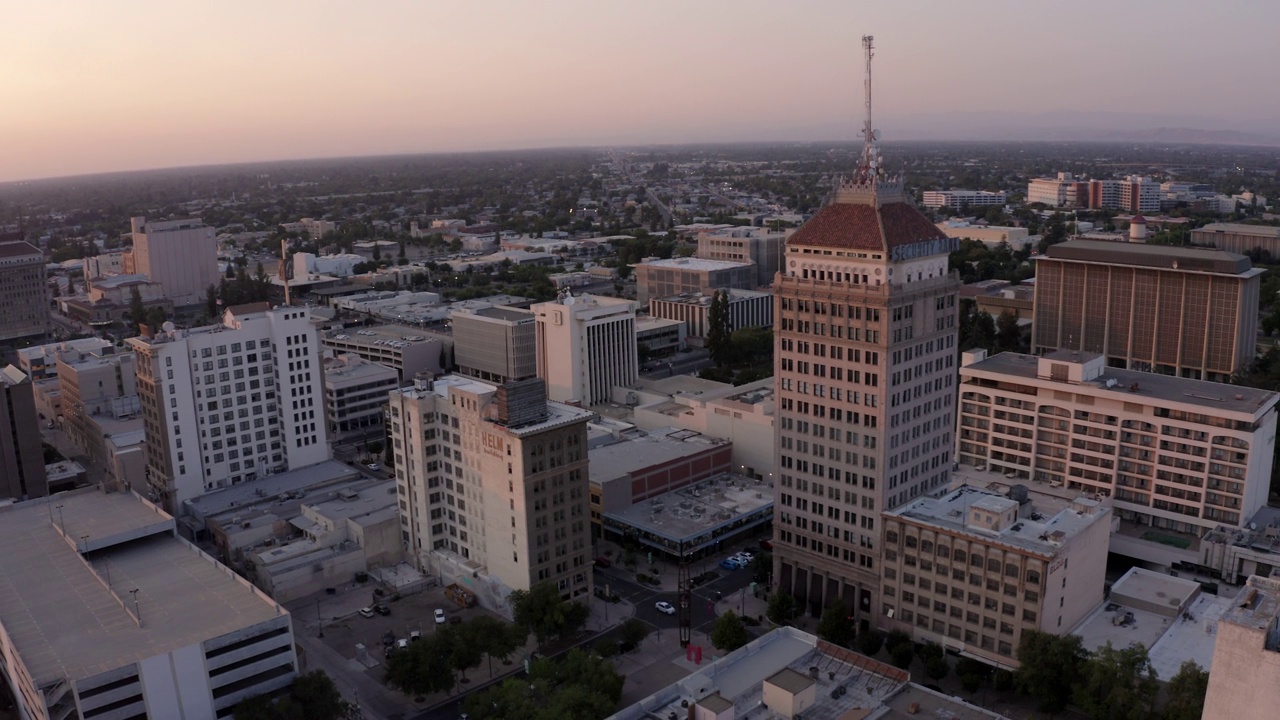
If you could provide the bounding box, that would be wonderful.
[937,221,1032,251]
[129,216,219,306]
[16,337,114,381]
[921,189,1007,209]
[647,288,773,344]
[0,489,297,720]
[957,349,1279,563]
[533,293,638,406]
[1027,173,1087,208]
[280,217,337,238]
[292,251,367,279]
[323,354,399,442]
[128,303,330,513]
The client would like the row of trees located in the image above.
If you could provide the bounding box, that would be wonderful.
[460,648,624,720]
[233,671,351,720]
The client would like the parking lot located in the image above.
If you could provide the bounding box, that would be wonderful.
[316,584,493,667]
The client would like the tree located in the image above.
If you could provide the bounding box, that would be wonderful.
[510,581,590,646]
[856,628,885,657]
[766,590,798,625]
[890,643,915,670]
[816,603,856,648]
[923,643,949,683]
[1162,660,1209,720]
[1014,630,1088,715]
[995,310,1023,352]
[706,290,733,367]
[462,648,623,720]
[1073,642,1159,720]
[385,630,457,696]
[128,286,146,329]
[620,618,650,648]
[710,611,749,652]
[234,670,350,720]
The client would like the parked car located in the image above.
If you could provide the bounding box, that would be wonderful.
[739,549,756,562]
[655,601,676,615]
[434,608,447,624]
[375,604,391,616]
[396,638,409,650]
[759,539,773,550]
[719,558,742,570]
[367,463,381,471]
[358,606,375,618]
[382,631,396,646]
[410,630,422,642]
[593,556,612,568]
[384,645,394,658]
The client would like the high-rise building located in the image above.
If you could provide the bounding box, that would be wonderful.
[127,304,329,512]
[696,226,792,287]
[0,365,48,501]
[322,353,399,442]
[1032,239,1262,381]
[450,304,537,384]
[532,293,638,407]
[129,216,219,307]
[772,36,960,621]
[1202,575,1280,720]
[388,376,595,610]
[0,240,51,344]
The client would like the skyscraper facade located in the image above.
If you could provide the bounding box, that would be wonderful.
[771,36,960,622]
[532,293,637,407]
[0,365,48,500]
[0,240,51,344]
[129,216,219,307]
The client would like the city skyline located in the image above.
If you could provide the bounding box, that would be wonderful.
[3,0,1279,183]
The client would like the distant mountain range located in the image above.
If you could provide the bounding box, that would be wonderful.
[878,110,1280,147]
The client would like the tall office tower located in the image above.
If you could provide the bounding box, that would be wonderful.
[772,36,960,621]
[449,304,538,384]
[0,240,51,344]
[127,304,329,512]
[388,377,595,609]
[532,292,638,407]
[0,366,48,500]
[1032,239,1262,381]
[129,216,219,307]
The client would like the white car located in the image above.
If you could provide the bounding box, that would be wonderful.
[367,463,381,471]
[358,607,375,618]
[434,608,447,624]
[655,601,676,615]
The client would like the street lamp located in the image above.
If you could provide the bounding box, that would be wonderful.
[129,589,141,627]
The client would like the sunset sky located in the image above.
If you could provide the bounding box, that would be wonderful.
[2,0,1277,182]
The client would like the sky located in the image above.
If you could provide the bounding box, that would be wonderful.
[2,0,1277,182]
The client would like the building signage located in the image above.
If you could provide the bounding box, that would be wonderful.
[890,237,960,262]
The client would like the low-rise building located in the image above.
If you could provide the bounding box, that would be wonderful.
[1202,575,1280,720]
[695,225,791,287]
[321,324,451,382]
[960,279,1035,321]
[879,484,1111,667]
[280,217,337,238]
[0,489,297,720]
[292,251,366,278]
[647,288,773,345]
[323,354,399,442]
[1192,222,1280,256]
[450,304,537,384]
[634,315,686,357]
[938,221,1032,251]
[923,190,1008,209]
[632,256,756,304]
[16,337,113,381]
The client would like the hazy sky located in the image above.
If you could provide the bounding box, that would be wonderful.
[3,0,1277,182]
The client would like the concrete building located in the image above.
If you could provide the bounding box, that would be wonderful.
[16,337,113,381]
[938,221,1032,251]
[129,216,219,307]
[323,354,399,442]
[291,252,366,279]
[0,366,47,501]
[957,350,1279,560]
[773,131,960,623]
[634,315,686,357]
[695,225,791,287]
[1202,575,1280,720]
[320,324,450,382]
[608,626,1007,720]
[0,241,50,344]
[1088,176,1161,213]
[879,485,1111,666]
[449,304,537,384]
[648,289,773,345]
[961,279,1035,322]
[632,256,756,304]
[1027,173,1089,208]
[388,376,595,614]
[56,346,140,473]
[128,304,330,512]
[0,489,297,720]
[82,251,128,279]
[279,217,337,238]
[533,293,638,407]
[922,189,1007,209]
[1032,239,1262,381]
[1192,222,1280,256]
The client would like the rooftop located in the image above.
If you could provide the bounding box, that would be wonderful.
[1220,576,1280,647]
[633,257,754,272]
[650,288,773,305]
[787,201,946,252]
[1196,223,1280,238]
[398,375,596,438]
[323,324,443,348]
[0,240,42,259]
[963,351,1280,419]
[0,490,283,686]
[90,273,152,289]
[603,471,773,545]
[887,485,1108,556]
[589,427,728,485]
[451,304,535,323]
[1041,238,1260,276]
[185,460,360,521]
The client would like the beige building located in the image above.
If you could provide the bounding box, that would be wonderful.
[634,316,686,357]
[1032,239,1262,382]
[937,222,1032,251]
[629,377,776,479]
[958,350,1279,559]
[0,366,47,501]
[1192,222,1280,256]
[1027,173,1088,208]
[648,289,773,345]
[773,155,961,620]
[450,304,537,384]
[696,225,792,287]
[1202,575,1280,720]
[320,324,450,383]
[16,337,114,381]
[129,216,219,306]
[56,346,140,473]
[0,241,50,344]
[879,485,1111,666]
[280,217,337,238]
[322,354,399,442]
[632,257,756,304]
[388,376,594,613]
[533,293,638,407]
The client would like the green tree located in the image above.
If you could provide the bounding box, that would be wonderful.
[1161,660,1209,720]
[510,581,590,646]
[995,310,1023,352]
[706,289,733,366]
[128,285,146,330]
[1073,642,1159,720]
[890,643,914,670]
[620,618,650,648]
[856,628,885,657]
[710,611,750,652]
[384,630,457,696]
[462,648,623,720]
[922,642,949,682]
[1014,630,1088,715]
[233,670,350,720]
[766,590,798,625]
[816,603,856,648]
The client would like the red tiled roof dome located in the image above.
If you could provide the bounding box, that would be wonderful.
[787,201,946,252]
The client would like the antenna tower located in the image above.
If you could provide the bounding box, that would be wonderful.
[855,34,880,182]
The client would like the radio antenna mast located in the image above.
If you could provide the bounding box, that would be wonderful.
[855,35,881,182]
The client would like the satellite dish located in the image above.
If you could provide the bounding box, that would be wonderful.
[162,321,176,333]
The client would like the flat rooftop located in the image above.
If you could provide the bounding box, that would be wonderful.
[1196,222,1280,238]
[888,485,1107,556]
[634,257,754,272]
[324,324,442,347]
[451,304,534,323]
[0,490,284,686]
[401,375,596,438]
[589,427,727,484]
[1041,238,1258,276]
[185,460,359,521]
[604,472,772,544]
[964,351,1280,418]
